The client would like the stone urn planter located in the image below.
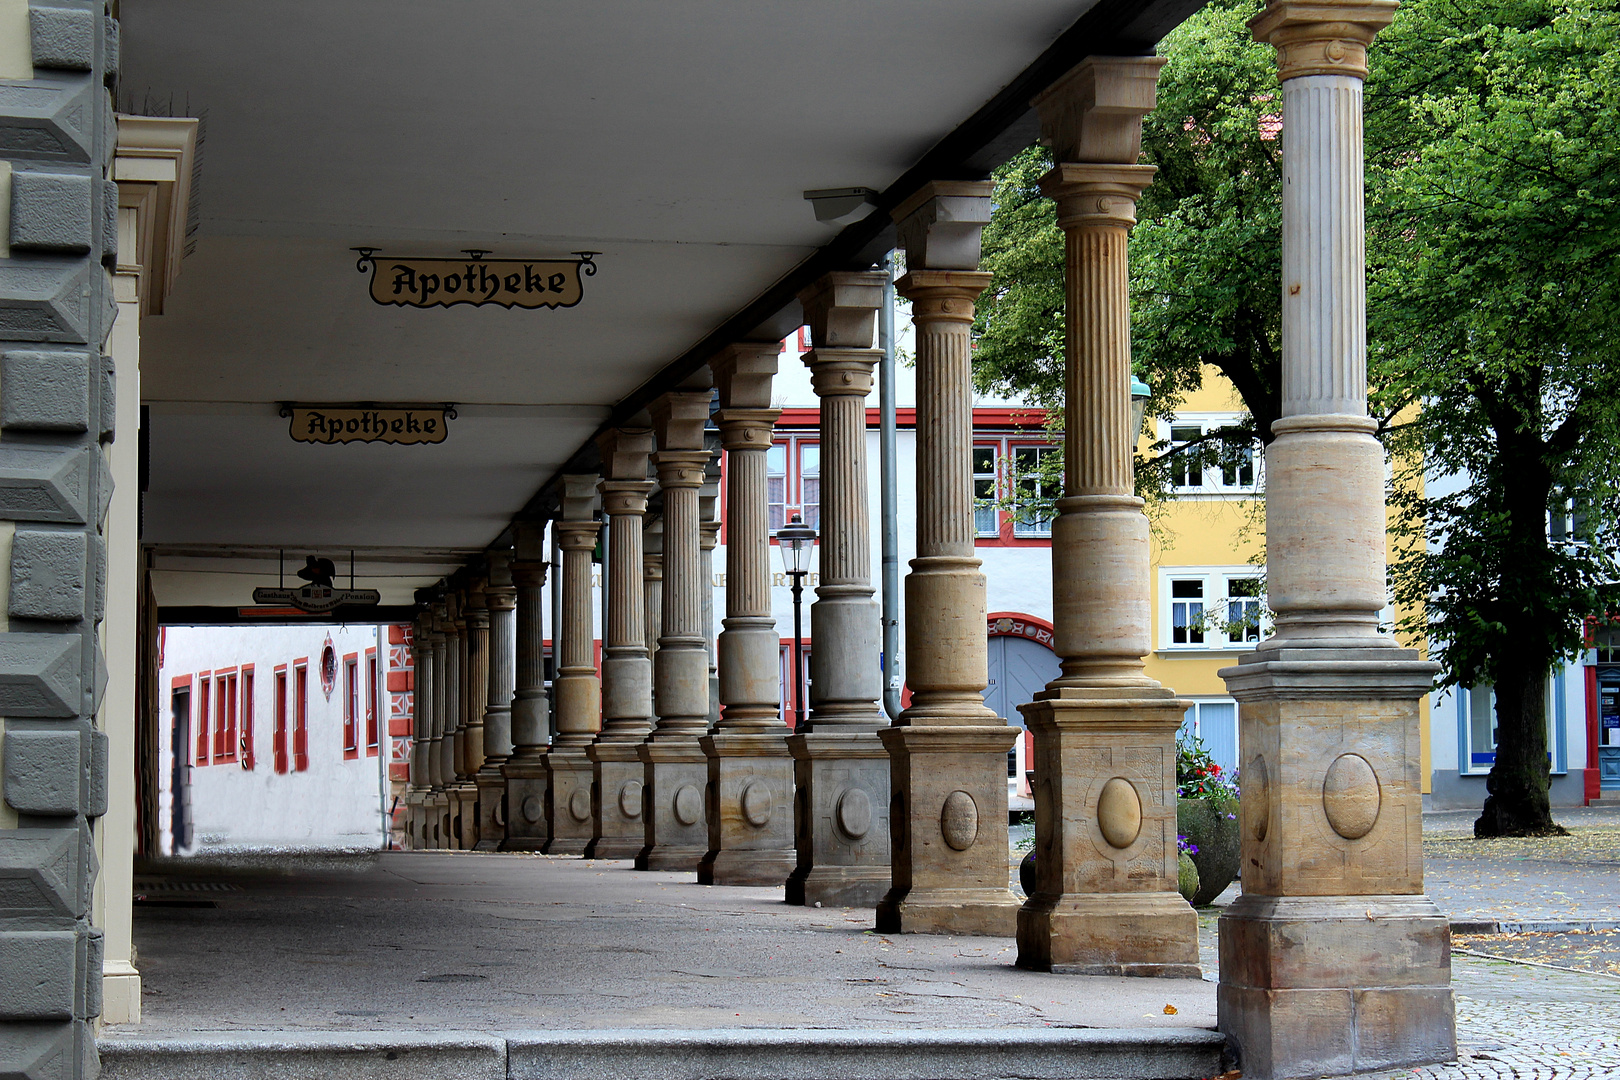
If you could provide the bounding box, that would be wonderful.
[1176,795,1240,907]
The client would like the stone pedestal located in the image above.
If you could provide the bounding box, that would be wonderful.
[503,527,553,851]
[476,555,517,850]
[637,390,715,872]
[785,733,891,906]
[588,746,647,859]
[785,272,892,906]
[546,477,603,855]
[543,745,596,855]
[699,344,795,886]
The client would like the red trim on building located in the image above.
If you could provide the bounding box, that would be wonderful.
[272,665,289,775]
[240,666,255,771]
[772,406,1050,431]
[987,611,1056,648]
[293,660,310,773]
[365,647,380,756]
[195,669,210,764]
[1587,663,1602,804]
[342,651,360,759]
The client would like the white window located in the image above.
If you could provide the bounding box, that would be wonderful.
[766,443,787,534]
[1458,677,1565,775]
[1179,699,1240,776]
[973,447,999,537]
[767,437,820,534]
[1162,416,1260,495]
[1012,445,1058,537]
[1161,568,1269,650]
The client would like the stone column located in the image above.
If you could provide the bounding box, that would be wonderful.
[700,344,794,885]
[588,427,657,858]
[502,522,552,850]
[637,388,716,871]
[700,470,722,726]
[476,560,515,850]
[1217,6,1451,1077]
[457,581,489,849]
[442,592,467,848]
[877,183,1020,936]
[1010,58,1199,973]
[427,603,450,847]
[545,477,603,854]
[644,515,664,667]
[407,612,434,848]
[786,272,893,907]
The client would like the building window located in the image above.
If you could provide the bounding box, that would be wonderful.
[769,436,821,535]
[1169,425,1204,490]
[365,650,380,755]
[1170,579,1205,645]
[222,672,238,764]
[343,655,359,758]
[1460,679,1563,775]
[1012,445,1057,537]
[1595,626,1620,664]
[1163,569,1269,650]
[1179,699,1240,776]
[241,668,255,770]
[195,670,211,764]
[973,447,999,537]
[294,663,310,772]
[1225,577,1263,643]
[273,668,289,774]
[1164,417,1260,494]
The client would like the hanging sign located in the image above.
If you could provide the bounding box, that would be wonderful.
[251,556,381,613]
[284,405,454,446]
[352,248,597,309]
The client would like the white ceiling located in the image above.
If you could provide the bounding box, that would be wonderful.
[119,0,1109,608]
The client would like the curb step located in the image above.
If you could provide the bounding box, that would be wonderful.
[1450,918,1620,935]
[99,1027,1231,1080]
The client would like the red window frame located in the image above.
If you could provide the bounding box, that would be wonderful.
[221,670,238,764]
[342,652,360,759]
[972,436,1059,548]
[294,661,310,772]
[273,665,289,774]
[240,666,255,770]
[364,648,379,755]
[195,670,211,764]
[766,434,821,539]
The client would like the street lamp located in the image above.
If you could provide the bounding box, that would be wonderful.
[1130,375,1152,440]
[777,512,817,730]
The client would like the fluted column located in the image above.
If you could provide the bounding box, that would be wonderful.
[700,473,722,726]
[407,612,434,848]
[878,181,1020,937]
[427,603,450,847]
[637,389,715,871]
[456,581,489,849]
[1216,6,1450,1076]
[501,521,552,851]
[475,555,515,850]
[441,593,466,848]
[546,476,603,855]
[700,344,794,885]
[785,271,892,907]
[644,515,663,668]
[588,426,657,859]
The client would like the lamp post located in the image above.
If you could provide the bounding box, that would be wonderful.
[777,513,817,730]
[1130,375,1152,442]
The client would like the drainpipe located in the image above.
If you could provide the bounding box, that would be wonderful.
[879,250,902,721]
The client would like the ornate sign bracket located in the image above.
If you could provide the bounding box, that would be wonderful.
[352,247,598,309]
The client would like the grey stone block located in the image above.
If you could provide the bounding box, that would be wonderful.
[85,729,105,818]
[89,532,104,622]
[0,931,77,1019]
[96,446,111,528]
[28,7,96,71]
[11,529,88,620]
[0,633,82,716]
[97,1032,508,1080]
[97,354,114,442]
[0,446,90,523]
[101,178,117,265]
[1,349,92,432]
[0,73,95,164]
[81,928,102,1019]
[11,169,93,253]
[0,1021,86,1080]
[0,828,83,917]
[104,14,118,79]
[0,257,92,344]
[4,728,82,815]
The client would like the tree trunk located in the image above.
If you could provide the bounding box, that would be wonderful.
[1475,625,1564,837]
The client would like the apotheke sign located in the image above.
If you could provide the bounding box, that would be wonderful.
[354,248,597,310]
[286,406,453,445]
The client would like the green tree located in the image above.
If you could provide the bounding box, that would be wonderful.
[1370,0,1620,836]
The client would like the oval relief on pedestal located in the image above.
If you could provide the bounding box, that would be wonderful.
[940,790,979,851]
[1247,755,1271,842]
[521,794,543,824]
[1322,753,1381,840]
[673,784,703,826]
[568,788,591,823]
[740,782,772,828]
[619,780,643,820]
[836,788,872,840]
[1096,777,1143,850]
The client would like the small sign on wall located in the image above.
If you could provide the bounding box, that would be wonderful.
[285,405,453,446]
[353,248,597,310]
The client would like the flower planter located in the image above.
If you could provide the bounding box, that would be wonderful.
[1176,795,1240,907]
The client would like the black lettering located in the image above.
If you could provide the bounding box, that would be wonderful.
[391,418,404,434]
[346,418,359,434]
[390,266,415,295]
[419,273,440,301]
[548,272,566,292]
[505,272,521,293]
[444,273,461,293]
[424,418,437,433]
[306,413,325,435]
[406,414,421,433]
[525,264,544,292]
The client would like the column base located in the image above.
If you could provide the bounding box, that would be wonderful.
[544,746,595,855]
[473,765,507,851]
[500,752,550,851]
[427,792,450,849]
[698,733,795,886]
[635,737,708,872]
[404,790,427,850]
[1015,688,1198,973]
[785,730,890,908]
[452,781,479,850]
[876,725,1019,937]
[1017,892,1199,976]
[1218,893,1455,1079]
[586,742,646,859]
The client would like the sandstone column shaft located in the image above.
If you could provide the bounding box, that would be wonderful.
[501,530,552,852]
[553,521,603,746]
[476,553,516,851]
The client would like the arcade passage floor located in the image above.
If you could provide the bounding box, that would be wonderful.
[117,852,1216,1034]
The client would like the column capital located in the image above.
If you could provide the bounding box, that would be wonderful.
[798,270,888,349]
[486,549,513,589]
[1033,55,1166,166]
[804,350,878,399]
[599,478,655,516]
[562,473,600,522]
[597,426,655,481]
[484,585,517,612]
[894,271,993,323]
[652,449,711,488]
[555,519,601,551]
[712,342,781,410]
[1039,163,1159,229]
[511,559,549,588]
[892,180,994,272]
[1249,0,1397,81]
[651,390,714,452]
[715,407,781,451]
